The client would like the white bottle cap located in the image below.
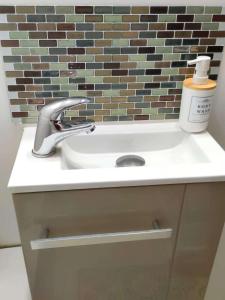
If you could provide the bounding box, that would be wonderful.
[188,56,211,85]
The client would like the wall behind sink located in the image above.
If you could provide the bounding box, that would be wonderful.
[0,3,224,123]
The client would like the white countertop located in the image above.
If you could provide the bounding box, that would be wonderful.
[8,122,225,194]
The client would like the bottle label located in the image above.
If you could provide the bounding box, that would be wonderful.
[188,96,213,123]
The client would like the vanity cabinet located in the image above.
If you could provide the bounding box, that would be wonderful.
[13,182,225,300]
[14,184,184,300]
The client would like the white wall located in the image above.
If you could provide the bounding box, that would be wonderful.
[0,49,22,246]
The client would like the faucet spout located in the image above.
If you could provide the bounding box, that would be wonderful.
[32,98,95,157]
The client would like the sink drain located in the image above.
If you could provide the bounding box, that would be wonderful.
[116,155,145,167]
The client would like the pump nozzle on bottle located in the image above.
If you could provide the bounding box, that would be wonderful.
[188,56,211,85]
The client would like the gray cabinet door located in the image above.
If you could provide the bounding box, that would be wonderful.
[14,185,185,300]
[168,182,225,300]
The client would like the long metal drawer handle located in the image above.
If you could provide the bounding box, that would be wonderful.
[31,222,172,250]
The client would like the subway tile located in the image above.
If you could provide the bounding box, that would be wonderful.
[56,6,74,14]
[46,15,65,22]
[36,6,55,14]
[113,6,130,14]
[16,6,35,14]
[75,6,93,14]
[76,40,94,47]
[95,6,113,14]
[169,6,186,14]
[76,23,93,31]
[0,6,15,13]
[150,6,168,14]
[27,15,46,22]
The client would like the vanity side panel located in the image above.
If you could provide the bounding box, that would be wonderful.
[168,182,225,300]
[13,184,185,300]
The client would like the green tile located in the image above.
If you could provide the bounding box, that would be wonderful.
[52,77,68,84]
[112,39,129,47]
[86,76,103,83]
[14,63,31,70]
[136,62,154,68]
[150,114,165,120]
[69,90,87,97]
[205,6,222,14]
[187,6,204,14]
[156,47,172,54]
[28,111,39,117]
[151,89,167,96]
[56,6,74,14]
[159,15,176,22]
[142,108,158,114]
[12,48,30,55]
[129,54,146,61]
[58,40,75,47]
[49,63,67,70]
[22,117,37,124]
[77,55,95,62]
[61,84,77,91]
[162,68,179,75]
[76,70,94,76]
[20,105,36,111]
[65,110,79,117]
[177,82,183,89]
[30,48,48,55]
[202,23,219,30]
[111,109,127,116]
[164,53,180,60]
[137,75,153,82]
[104,15,122,23]
[103,90,120,97]
[66,15,84,22]
[148,39,165,46]
[20,40,39,47]
[195,14,212,22]
[9,32,29,39]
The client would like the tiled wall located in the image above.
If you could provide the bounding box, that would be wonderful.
[0,5,224,123]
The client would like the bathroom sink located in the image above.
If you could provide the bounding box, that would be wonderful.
[61,122,211,169]
[8,121,225,193]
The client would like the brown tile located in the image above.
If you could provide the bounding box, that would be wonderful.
[32,63,49,70]
[8,85,25,91]
[120,90,135,96]
[175,31,192,38]
[177,15,194,22]
[85,15,103,22]
[122,15,139,22]
[0,23,17,30]
[24,71,41,77]
[103,76,119,83]
[75,6,93,14]
[67,32,84,39]
[111,97,127,103]
[157,31,174,38]
[48,31,66,39]
[95,40,112,47]
[210,31,225,38]
[112,24,130,31]
[167,101,180,108]
[95,23,113,31]
[1,40,19,47]
[68,63,85,69]
[96,55,112,62]
[86,48,103,54]
[22,56,40,63]
[160,95,175,101]
[131,6,149,14]
[95,70,112,76]
[119,103,134,109]
[39,40,57,47]
[18,92,35,98]
[18,23,37,31]
[68,48,85,54]
[190,46,207,53]
[121,62,137,69]
[155,61,170,68]
[95,97,110,103]
[168,89,182,95]
[151,102,166,108]
[144,96,159,102]
[128,83,144,89]
[29,32,47,39]
[134,115,149,120]
[87,91,102,97]
[0,6,15,13]
[6,71,23,78]
[7,15,26,22]
[12,112,28,118]
[193,31,209,38]
[27,98,44,104]
[92,116,103,122]
[104,32,138,39]
[59,55,76,62]
[153,76,169,82]
[120,76,136,83]
[112,55,128,62]
[112,69,128,76]
[104,62,120,69]
[16,78,33,84]
[200,38,216,45]
[10,99,27,105]
[211,60,221,67]
[103,103,118,109]
[179,67,195,75]
[57,23,75,31]
[16,6,35,13]
[38,23,56,31]
[149,23,166,30]
[150,6,168,14]
[128,108,142,115]
[130,39,147,46]
[95,109,110,115]
[212,15,225,22]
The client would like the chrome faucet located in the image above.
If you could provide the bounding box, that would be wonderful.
[32,97,95,157]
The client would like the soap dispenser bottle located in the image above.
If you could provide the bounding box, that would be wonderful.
[179,56,217,133]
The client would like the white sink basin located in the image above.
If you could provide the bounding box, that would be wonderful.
[61,122,210,169]
[8,121,225,193]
